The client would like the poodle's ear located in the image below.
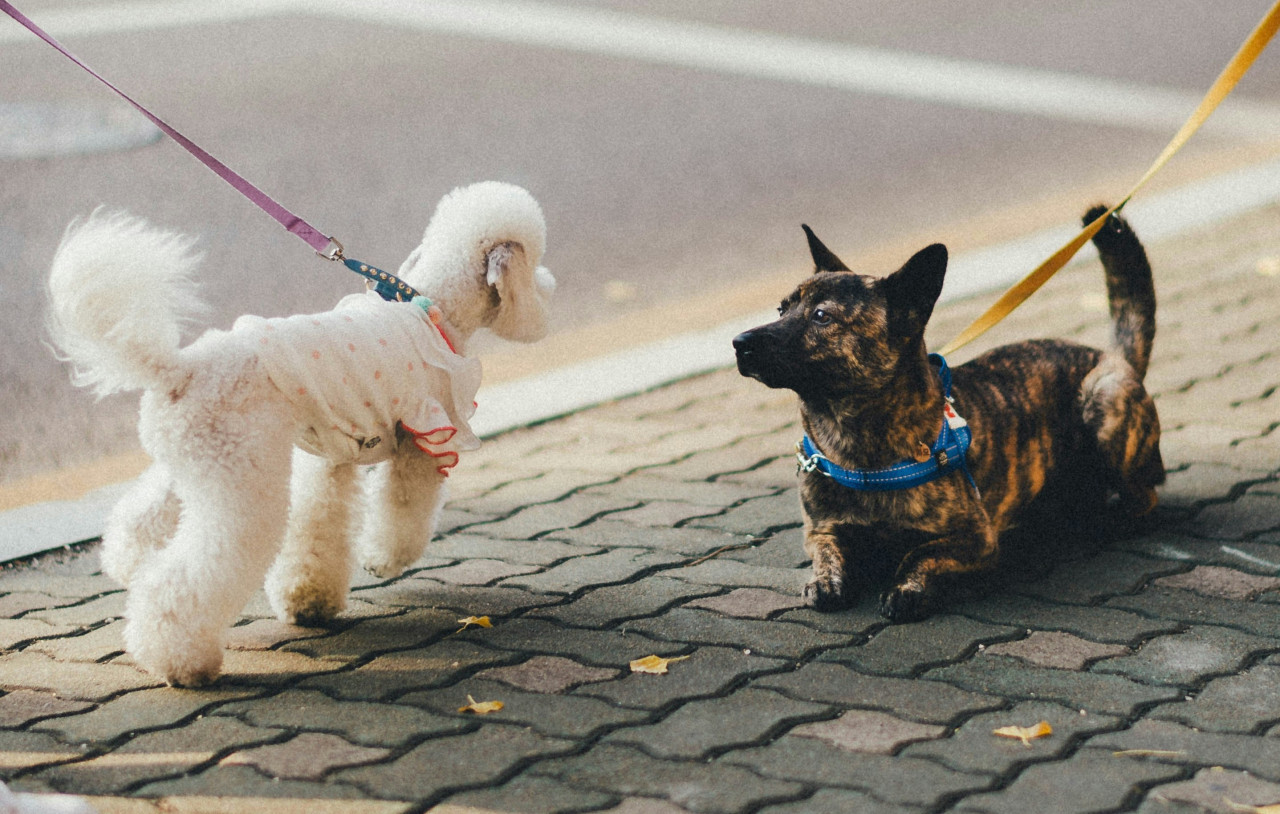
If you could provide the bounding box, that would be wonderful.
[487,241,557,343]
[802,224,850,273]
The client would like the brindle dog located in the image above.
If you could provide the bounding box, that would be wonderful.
[733,206,1164,622]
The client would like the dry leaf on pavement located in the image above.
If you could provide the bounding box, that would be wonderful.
[458,694,504,715]
[992,720,1052,746]
[456,615,492,633]
[629,654,691,675]
[1225,801,1280,814]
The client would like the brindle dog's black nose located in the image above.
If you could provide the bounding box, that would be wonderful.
[732,330,757,357]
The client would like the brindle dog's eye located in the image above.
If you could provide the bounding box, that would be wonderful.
[812,309,832,326]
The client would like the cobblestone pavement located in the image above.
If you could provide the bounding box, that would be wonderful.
[1,205,1278,814]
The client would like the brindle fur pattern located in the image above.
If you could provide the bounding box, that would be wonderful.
[733,207,1164,622]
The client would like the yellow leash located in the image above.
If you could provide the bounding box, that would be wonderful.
[940,0,1280,356]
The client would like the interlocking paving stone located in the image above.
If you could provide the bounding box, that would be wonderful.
[501,547,681,595]
[574,646,786,711]
[400,677,649,739]
[280,608,458,661]
[774,600,888,638]
[0,591,77,617]
[583,474,774,507]
[466,492,642,541]
[413,534,601,566]
[926,656,1182,716]
[666,559,808,594]
[221,732,392,780]
[213,690,467,747]
[466,618,685,668]
[297,639,521,701]
[475,654,619,693]
[982,631,1130,670]
[1114,534,1280,575]
[684,587,804,619]
[1152,564,1280,599]
[684,492,805,537]
[213,647,349,688]
[1151,664,1280,733]
[0,730,83,775]
[34,715,284,795]
[0,618,75,649]
[1090,625,1277,687]
[1190,493,1280,540]
[755,662,1002,725]
[27,593,125,628]
[626,607,849,661]
[1106,585,1280,639]
[549,519,755,557]
[1007,551,1191,605]
[437,772,616,814]
[0,690,93,729]
[951,747,1183,814]
[354,579,556,619]
[756,787,908,814]
[336,725,572,803]
[1090,719,1280,782]
[529,744,805,814]
[818,613,1018,677]
[137,764,374,801]
[224,619,329,651]
[954,593,1181,644]
[716,529,811,570]
[603,688,830,759]
[413,558,541,586]
[719,735,991,807]
[529,576,722,628]
[32,686,256,746]
[789,709,946,754]
[902,700,1122,775]
[1140,767,1280,814]
[0,650,159,700]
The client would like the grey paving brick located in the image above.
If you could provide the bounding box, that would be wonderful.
[575,646,786,711]
[501,547,682,595]
[214,689,467,747]
[720,735,991,806]
[336,725,572,803]
[1151,665,1280,734]
[756,788,911,814]
[714,528,811,570]
[450,469,616,517]
[819,613,1018,677]
[583,474,774,507]
[1113,532,1280,576]
[755,662,1002,725]
[685,587,804,620]
[415,534,601,566]
[549,519,755,557]
[467,492,643,541]
[137,764,374,801]
[774,600,889,638]
[982,631,1129,671]
[684,491,804,537]
[413,558,542,585]
[1190,493,1280,540]
[902,700,1122,775]
[32,686,255,746]
[1007,551,1190,605]
[925,655,1182,716]
[1089,719,1280,782]
[604,688,829,759]
[400,677,648,739]
[0,591,78,618]
[353,578,557,619]
[1090,625,1277,687]
[36,715,284,795]
[439,772,616,814]
[1106,586,1280,638]
[667,558,808,594]
[0,730,83,777]
[789,709,945,754]
[529,743,806,814]
[297,640,521,701]
[460,618,684,669]
[626,608,850,660]
[1158,463,1272,507]
[1140,767,1280,814]
[477,654,619,694]
[954,592,1182,645]
[280,608,458,661]
[951,747,1182,814]
[0,690,93,728]
[221,732,392,780]
[26,593,125,628]
[0,650,159,701]
[530,576,722,628]
[0,618,76,649]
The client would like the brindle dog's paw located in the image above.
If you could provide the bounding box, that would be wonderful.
[803,575,851,612]
[879,580,935,623]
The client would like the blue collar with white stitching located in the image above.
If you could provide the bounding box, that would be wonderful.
[796,353,978,494]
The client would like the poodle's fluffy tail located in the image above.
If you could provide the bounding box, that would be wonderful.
[47,211,206,396]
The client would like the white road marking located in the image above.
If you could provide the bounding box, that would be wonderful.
[4,0,1279,137]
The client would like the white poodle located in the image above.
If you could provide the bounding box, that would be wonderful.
[47,182,554,687]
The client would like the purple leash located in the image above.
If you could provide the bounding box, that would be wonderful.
[1,0,421,301]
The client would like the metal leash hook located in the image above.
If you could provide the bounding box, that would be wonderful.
[318,236,345,262]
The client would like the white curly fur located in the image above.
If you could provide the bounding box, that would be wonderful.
[47,182,554,687]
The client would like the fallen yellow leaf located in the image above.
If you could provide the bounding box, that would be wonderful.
[1113,749,1188,759]
[992,720,1052,746]
[629,654,691,675]
[458,694,504,715]
[1225,800,1280,814]
[456,616,492,633]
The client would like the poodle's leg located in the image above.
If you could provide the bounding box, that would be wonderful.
[100,463,180,586]
[124,393,293,687]
[357,447,449,579]
[265,449,357,625]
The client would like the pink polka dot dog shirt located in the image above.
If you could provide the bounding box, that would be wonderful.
[234,291,482,471]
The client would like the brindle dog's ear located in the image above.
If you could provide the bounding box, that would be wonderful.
[882,243,947,340]
[801,224,850,273]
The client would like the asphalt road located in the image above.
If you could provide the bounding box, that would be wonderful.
[2,0,1279,486]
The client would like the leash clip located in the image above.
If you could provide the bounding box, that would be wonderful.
[319,236,345,262]
[794,440,825,475]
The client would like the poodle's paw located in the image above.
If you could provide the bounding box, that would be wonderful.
[359,552,413,580]
[273,591,345,627]
[128,633,223,688]
[803,574,851,612]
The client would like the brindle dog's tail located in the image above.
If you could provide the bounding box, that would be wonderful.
[1085,205,1156,381]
